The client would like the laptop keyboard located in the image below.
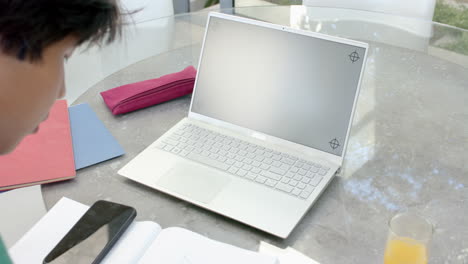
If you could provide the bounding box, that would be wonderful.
[155,123,331,199]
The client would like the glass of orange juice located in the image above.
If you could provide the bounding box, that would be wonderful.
[384,212,433,264]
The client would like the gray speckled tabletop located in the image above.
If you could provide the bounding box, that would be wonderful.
[42,6,468,264]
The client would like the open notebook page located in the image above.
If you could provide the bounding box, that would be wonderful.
[9,197,88,263]
[9,197,162,264]
[137,227,279,264]
[101,221,161,263]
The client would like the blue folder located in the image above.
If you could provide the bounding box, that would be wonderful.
[69,103,125,170]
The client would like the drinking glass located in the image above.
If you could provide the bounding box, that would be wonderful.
[384,212,433,264]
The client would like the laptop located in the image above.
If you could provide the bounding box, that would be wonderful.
[119,12,368,238]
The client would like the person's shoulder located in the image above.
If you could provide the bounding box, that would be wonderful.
[0,237,13,264]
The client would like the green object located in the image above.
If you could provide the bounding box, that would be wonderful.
[204,0,219,8]
[0,237,12,264]
[433,1,468,30]
[431,1,468,55]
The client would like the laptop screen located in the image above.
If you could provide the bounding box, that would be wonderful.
[191,15,366,156]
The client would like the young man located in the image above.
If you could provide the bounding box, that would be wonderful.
[0,0,124,262]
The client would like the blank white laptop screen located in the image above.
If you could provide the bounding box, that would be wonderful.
[191,16,366,156]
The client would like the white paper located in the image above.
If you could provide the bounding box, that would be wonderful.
[101,221,161,264]
[9,197,162,264]
[259,241,320,264]
[138,227,279,264]
[0,185,47,248]
[9,197,88,263]
[9,196,279,264]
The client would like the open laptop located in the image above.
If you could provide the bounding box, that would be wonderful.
[119,12,368,238]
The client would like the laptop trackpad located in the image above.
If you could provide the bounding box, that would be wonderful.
[156,163,231,204]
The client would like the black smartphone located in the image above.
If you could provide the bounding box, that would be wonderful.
[43,200,136,264]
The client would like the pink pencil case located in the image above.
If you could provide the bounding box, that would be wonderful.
[100,66,197,115]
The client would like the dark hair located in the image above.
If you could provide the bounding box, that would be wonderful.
[0,0,123,61]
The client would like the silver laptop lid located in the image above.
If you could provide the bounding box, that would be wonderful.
[190,13,367,158]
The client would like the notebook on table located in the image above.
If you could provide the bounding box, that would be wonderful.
[68,103,125,170]
[9,197,278,264]
[0,100,75,191]
[119,12,368,238]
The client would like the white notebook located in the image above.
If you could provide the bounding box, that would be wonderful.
[9,197,278,264]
